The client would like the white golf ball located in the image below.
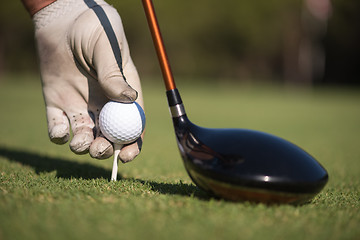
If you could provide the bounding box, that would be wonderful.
[99,101,145,144]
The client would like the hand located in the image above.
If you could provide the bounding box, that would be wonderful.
[33,0,144,162]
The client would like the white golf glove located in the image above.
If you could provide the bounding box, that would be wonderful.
[33,0,144,162]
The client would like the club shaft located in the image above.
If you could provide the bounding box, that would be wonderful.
[142,0,176,91]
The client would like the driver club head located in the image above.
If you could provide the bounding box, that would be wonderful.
[168,89,328,204]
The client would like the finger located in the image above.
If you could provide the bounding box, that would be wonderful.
[69,4,137,103]
[91,5,138,102]
[89,136,114,159]
[118,135,143,163]
[93,33,137,102]
[46,106,70,144]
[68,111,95,154]
[87,104,114,159]
[123,58,144,107]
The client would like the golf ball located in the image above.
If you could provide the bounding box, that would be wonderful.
[99,101,145,144]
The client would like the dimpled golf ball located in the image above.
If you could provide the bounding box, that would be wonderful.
[99,101,145,144]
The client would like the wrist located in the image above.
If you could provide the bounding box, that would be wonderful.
[21,0,57,16]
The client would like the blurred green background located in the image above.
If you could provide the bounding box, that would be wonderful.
[0,0,359,85]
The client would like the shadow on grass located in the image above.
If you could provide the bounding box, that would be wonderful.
[0,146,112,180]
[0,146,210,200]
[135,179,210,200]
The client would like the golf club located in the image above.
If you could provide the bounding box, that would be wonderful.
[142,0,328,203]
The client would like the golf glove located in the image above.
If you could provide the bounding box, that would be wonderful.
[33,0,144,162]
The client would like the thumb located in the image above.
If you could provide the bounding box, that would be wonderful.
[91,5,137,103]
[70,4,138,103]
[93,30,138,103]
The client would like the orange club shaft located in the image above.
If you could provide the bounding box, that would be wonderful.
[142,0,176,91]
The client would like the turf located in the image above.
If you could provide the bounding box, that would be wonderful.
[0,75,359,240]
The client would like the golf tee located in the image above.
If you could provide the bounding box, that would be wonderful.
[111,144,122,181]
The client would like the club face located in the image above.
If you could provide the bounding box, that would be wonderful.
[172,115,328,204]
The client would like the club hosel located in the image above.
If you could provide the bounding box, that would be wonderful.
[166,89,186,118]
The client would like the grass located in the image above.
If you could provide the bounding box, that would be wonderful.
[0,74,359,240]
